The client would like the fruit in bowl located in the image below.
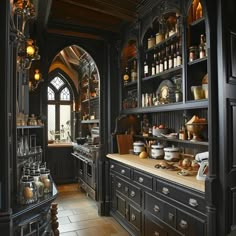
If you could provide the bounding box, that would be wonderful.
[152,124,169,137]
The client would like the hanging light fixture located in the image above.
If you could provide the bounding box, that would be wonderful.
[29,69,43,91]
[17,39,40,70]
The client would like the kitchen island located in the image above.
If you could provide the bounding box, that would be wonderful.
[107,153,206,236]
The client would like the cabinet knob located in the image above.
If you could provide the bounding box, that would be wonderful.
[121,169,126,174]
[124,186,129,192]
[117,182,121,188]
[162,187,169,195]
[153,205,160,212]
[131,214,136,221]
[138,177,144,183]
[179,219,188,229]
[154,232,160,236]
[110,164,114,169]
[189,198,198,207]
[130,191,136,197]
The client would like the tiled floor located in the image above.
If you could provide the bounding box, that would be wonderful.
[55,183,130,236]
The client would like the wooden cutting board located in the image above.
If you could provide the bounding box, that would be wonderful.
[116,134,133,154]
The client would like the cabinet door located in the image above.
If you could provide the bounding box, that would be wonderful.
[144,217,167,236]
[176,209,206,236]
[128,204,142,231]
[116,194,126,219]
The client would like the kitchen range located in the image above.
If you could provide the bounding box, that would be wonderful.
[72,143,100,200]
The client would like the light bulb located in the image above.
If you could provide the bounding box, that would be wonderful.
[34,69,40,80]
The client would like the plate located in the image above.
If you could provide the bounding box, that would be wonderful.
[156,80,175,104]
[161,133,178,139]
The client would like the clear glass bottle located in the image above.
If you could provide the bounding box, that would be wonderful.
[131,59,137,82]
[159,59,164,73]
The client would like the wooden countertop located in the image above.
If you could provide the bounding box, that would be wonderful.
[107,153,205,193]
[48,142,73,147]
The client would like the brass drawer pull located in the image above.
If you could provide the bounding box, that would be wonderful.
[153,205,160,212]
[179,219,188,229]
[162,187,169,195]
[130,191,136,197]
[131,214,136,221]
[154,232,160,236]
[110,164,114,169]
[138,177,144,183]
[117,182,121,188]
[121,169,126,174]
[124,186,128,192]
[189,198,198,207]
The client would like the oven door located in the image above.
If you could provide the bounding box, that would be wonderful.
[85,160,96,189]
[72,153,86,181]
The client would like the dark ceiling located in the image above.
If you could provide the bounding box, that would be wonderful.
[39,0,148,70]
[46,0,147,39]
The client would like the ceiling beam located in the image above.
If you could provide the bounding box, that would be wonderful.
[59,0,137,22]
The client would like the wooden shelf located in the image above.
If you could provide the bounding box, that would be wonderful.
[133,134,208,146]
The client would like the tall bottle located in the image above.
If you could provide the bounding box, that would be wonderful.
[131,59,137,82]
[199,34,207,58]
[123,67,130,85]
[151,54,156,76]
[143,54,149,77]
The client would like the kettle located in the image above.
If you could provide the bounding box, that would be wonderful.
[195,152,209,180]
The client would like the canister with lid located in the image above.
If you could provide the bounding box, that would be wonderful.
[148,36,155,49]
[151,143,164,159]
[40,169,52,193]
[164,146,180,161]
[133,142,145,155]
[19,176,38,205]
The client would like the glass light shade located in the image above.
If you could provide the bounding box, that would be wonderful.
[34,70,40,80]
[26,45,35,56]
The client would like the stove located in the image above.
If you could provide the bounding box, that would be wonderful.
[72,143,100,200]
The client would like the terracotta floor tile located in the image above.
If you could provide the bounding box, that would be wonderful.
[56,184,129,236]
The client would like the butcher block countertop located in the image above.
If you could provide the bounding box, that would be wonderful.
[107,153,205,193]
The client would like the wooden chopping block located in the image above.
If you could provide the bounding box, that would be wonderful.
[116,134,133,154]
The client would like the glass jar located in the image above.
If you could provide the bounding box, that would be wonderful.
[40,169,52,193]
[31,170,44,198]
[20,176,38,205]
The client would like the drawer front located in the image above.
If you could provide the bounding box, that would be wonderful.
[176,209,206,236]
[110,161,131,179]
[116,176,141,206]
[144,217,167,236]
[155,179,206,213]
[128,204,142,231]
[128,183,142,206]
[116,177,129,197]
[133,170,153,190]
[145,192,165,220]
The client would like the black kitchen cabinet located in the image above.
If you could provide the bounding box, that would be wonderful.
[109,158,207,236]
[47,145,76,184]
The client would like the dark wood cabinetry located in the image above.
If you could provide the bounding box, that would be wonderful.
[109,159,206,236]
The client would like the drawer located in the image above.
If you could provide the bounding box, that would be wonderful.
[116,176,141,206]
[144,217,167,236]
[110,161,131,179]
[176,209,206,236]
[116,177,129,197]
[144,192,165,220]
[155,179,206,214]
[128,204,142,231]
[133,170,153,190]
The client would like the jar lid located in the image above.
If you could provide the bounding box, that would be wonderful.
[152,144,164,149]
[133,142,144,146]
[164,146,179,152]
